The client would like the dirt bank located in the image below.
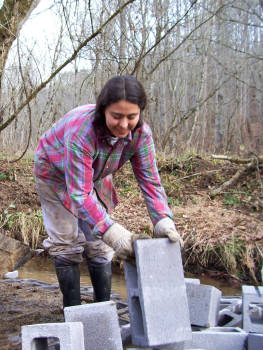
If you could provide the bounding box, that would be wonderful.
[0,154,262,283]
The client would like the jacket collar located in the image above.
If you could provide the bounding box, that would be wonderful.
[97,127,132,145]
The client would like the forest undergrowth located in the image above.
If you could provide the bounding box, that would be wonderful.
[0,153,262,285]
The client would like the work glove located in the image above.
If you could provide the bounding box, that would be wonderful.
[154,217,184,247]
[102,223,150,260]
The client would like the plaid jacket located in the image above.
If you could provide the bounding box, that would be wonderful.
[34,104,173,236]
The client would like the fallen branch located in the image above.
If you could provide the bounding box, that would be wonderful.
[210,158,257,198]
[178,169,219,180]
[211,154,263,164]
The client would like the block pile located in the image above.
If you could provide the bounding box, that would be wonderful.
[21,238,263,350]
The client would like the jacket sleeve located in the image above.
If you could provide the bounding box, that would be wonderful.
[64,132,114,236]
[130,127,174,226]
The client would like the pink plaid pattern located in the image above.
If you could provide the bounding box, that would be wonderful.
[34,105,173,236]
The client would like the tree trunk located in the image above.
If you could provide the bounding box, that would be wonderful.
[0,0,41,87]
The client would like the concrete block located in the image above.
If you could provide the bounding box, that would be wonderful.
[120,324,132,346]
[186,327,248,350]
[220,297,242,311]
[64,301,123,350]
[218,300,242,327]
[248,333,263,350]
[21,322,84,350]
[186,283,222,327]
[242,285,263,333]
[218,308,242,327]
[185,278,200,285]
[124,238,192,347]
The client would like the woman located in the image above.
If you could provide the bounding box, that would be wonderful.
[34,75,182,308]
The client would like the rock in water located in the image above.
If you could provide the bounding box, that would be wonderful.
[0,233,32,277]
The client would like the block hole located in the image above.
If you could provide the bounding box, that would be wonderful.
[217,314,234,326]
[31,337,60,350]
[127,262,138,289]
[131,296,144,337]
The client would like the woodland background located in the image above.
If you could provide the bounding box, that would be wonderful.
[0,1,262,287]
[0,0,262,158]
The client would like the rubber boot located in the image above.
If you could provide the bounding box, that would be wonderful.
[87,260,112,302]
[54,258,81,308]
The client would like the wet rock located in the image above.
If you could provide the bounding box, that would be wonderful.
[0,233,32,277]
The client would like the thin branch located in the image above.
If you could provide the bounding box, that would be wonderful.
[161,76,231,149]
[0,0,135,132]
[149,3,227,76]
[9,36,32,163]
[178,169,219,181]
[211,155,263,164]
[210,159,257,198]
[131,0,198,75]
[88,0,94,33]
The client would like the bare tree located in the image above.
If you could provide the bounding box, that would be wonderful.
[0,0,262,157]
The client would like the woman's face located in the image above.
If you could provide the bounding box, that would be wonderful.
[104,100,140,138]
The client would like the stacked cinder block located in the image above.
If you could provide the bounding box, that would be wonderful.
[124,238,192,348]
[185,283,222,327]
[21,240,263,350]
[64,301,123,350]
[21,322,85,350]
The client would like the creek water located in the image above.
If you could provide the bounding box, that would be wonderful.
[18,256,242,297]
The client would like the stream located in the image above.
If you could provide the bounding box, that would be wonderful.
[18,256,242,297]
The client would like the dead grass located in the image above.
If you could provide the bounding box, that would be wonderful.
[174,196,263,283]
[0,153,263,283]
[14,210,45,249]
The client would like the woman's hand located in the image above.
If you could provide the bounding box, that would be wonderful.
[154,217,184,247]
[102,223,150,260]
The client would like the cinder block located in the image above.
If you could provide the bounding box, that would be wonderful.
[21,322,84,350]
[218,308,242,327]
[242,285,263,333]
[186,283,222,327]
[185,278,200,285]
[248,333,263,349]
[220,297,242,311]
[124,238,192,347]
[120,324,132,346]
[64,301,123,350]
[186,327,248,350]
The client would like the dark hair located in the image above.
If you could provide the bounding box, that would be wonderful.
[93,75,147,131]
